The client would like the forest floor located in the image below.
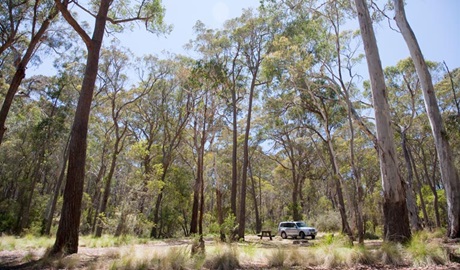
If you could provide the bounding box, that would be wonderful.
[1,234,459,269]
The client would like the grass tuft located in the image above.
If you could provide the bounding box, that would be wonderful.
[165,247,190,270]
[406,231,447,267]
[378,241,404,265]
[267,247,286,267]
[205,244,239,270]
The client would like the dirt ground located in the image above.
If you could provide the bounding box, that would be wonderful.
[1,235,459,270]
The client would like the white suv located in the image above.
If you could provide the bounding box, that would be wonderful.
[278,221,317,239]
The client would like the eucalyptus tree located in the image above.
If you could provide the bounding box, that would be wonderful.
[354,0,410,242]
[51,0,167,255]
[226,9,279,240]
[181,59,226,252]
[262,87,315,222]
[187,21,248,222]
[262,0,378,243]
[129,55,192,238]
[91,44,152,237]
[0,0,61,145]
[384,58,428,231]
[394,0,460,238]
[262,6,358,241]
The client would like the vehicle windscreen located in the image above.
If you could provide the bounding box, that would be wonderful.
[296,222,308,227]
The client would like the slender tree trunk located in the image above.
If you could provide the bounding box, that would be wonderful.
[422,150,442,227]
[401,131,422,231]
[326,135,354,241]
[151,166,168,238]
[249,160,261,233]
[238,72,257,240]
[409,147,431,229]
[114,210,127,237]
[190,147,203,234]
[231,86,238,218]
[355,0,411,242]
[51,0,110,255]
[42,138,69,235]
[394,0,460,238]
[95,150,118,237]
[291,162,300,221]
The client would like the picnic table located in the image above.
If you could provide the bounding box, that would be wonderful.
[258,230,273,240]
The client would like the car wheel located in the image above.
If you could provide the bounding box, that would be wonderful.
[281,231,287,239]
[300,232,305,239]
[311,235,315,240]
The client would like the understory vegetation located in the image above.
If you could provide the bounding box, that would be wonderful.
[1,230,459,269]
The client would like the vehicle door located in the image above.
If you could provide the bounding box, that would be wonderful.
[286,222,297,236]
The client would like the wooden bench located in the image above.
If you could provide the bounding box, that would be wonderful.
[258,230,273,240]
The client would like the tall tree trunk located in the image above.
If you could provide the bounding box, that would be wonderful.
[190,147,204,234]
[355,0,411,242]
[401,130,422,231]
[394,0,460,238]
[95,149,118,237]
[231,85,238,218]
[238,72,257,240]
[249,160,261,233]
[326,135,354,241]
[422,149,442,227]
[410,149,431,229]
[151,164,169,238]
[214,153,225,241]
[51,0,110,255]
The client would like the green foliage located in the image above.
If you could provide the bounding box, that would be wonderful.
[313,210,341,232]
[220,213,238,241]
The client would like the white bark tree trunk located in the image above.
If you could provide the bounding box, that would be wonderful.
[354,0,411,242]
[394,0,460,238]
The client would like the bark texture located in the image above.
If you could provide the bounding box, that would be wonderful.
[354,0,411,242]
[51,0,110,255]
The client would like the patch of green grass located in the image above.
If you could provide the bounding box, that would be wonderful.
[0,234,53,251]
[406,231,447,267]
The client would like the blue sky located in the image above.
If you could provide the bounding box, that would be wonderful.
[28,1,460,76]
[117,0,459,71]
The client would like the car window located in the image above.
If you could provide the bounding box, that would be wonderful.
[296,222,307,227]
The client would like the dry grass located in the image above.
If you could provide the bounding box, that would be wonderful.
[1,232,460,269]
